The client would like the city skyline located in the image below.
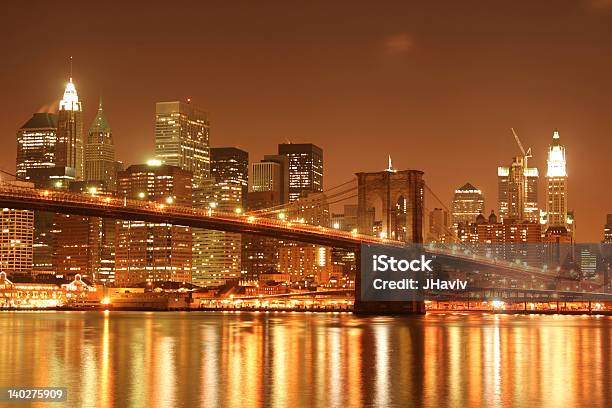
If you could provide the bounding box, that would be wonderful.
[2,4,612,408]
[2,1,612,241]
[6,72,608,243]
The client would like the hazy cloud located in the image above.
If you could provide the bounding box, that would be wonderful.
[586,0,612,10]
[37,101,59,114]
[383,33,415,55]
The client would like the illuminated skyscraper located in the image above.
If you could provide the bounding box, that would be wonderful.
[249,155,289,205]
[498,156,539,222]
[0,182,34,276]
[85,99,117,191]
[52,181,116,284]
[241,156,289,282]
[545,130,568,228]
[451,183,485,228]
[250,161,282,194]
[210,148,249,207]
[16,114,61,277]
[279,244,340,285]
[16,113,58,179]
[115,163,193,286]
[278,143,323,202]
[56,76,84,179]
[193,148,247,287]
[155,101,210,188]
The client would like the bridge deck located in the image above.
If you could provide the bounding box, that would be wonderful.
[0,183,403,250]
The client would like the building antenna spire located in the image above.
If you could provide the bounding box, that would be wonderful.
[386,155,396,172]
[69,56,73,82]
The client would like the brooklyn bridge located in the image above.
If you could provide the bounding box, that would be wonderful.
[0,168,609,314]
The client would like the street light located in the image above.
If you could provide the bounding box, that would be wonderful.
[138,192,146,199]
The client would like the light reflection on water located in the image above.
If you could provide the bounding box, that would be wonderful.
[0,311,610,407]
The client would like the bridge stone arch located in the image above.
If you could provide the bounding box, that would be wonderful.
[356,169,424,243]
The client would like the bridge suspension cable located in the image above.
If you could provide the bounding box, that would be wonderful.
[246,178,359,216]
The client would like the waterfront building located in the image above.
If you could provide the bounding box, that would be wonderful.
[451,182,485,229]
[115,163,193,286]
[155,100,210,188]
[85,99,117,191]
[0,272,94,308]
[278,244,341,286]
[278,143,323,202]
[56,76,84,180]
[16,113,58,179]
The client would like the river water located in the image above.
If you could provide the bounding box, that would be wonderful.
[0,311,610,407]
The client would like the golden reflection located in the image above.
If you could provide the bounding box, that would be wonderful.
[0,312,609,407]
[328,327,342,407]
[200,325,219,407]
[99,311,111,408]
[154,337,176,407]
[271,320,289,407]
[346,323,363,408]
[373,324,390,407]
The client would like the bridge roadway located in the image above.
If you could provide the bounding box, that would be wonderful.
[0,183,572,288]
[0,182,401,250]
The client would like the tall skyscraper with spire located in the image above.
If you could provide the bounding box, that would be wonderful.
[56,71,84,180]
[85,99,117,191]
[545,129,568,229]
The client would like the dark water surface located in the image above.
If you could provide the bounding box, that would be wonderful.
[0,311,610,407]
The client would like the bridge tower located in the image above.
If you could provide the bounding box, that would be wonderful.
[356,167,424,243]
[354,165,426,314]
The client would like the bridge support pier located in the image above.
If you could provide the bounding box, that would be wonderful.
[352,249,425,315]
